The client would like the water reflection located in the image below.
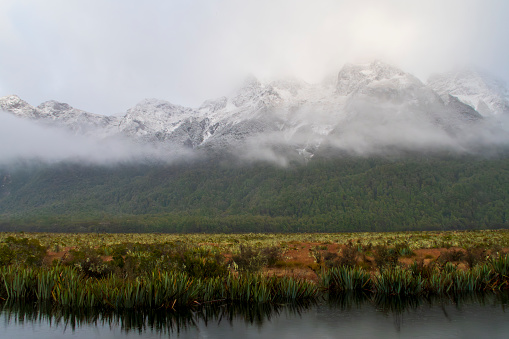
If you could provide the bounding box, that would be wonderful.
[327,291,508,314]
[1,293,508,338]
[1,300,316,335]
[2,301,195,335]
[326,292,508,335]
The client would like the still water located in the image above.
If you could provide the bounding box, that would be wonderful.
[1,294,508,338]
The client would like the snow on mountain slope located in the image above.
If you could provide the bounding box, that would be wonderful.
[337,60,408,96]
[117,98,203,145]
[340,62,483,133]
[0,95,42,119]
[428,68,509,117]
[37,100,121,137]
[195,60,483,154]
[0,95,121,138]
[2,60,508,160]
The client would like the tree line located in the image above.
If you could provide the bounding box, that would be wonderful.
[1,152,508,233]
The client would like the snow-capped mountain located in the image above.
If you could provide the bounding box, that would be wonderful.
[118,98,203,145]
[0,95,44,119]
[339,62,483,127]
[1,61,508,159]
[0,95,121,138]
[428,68,509,117]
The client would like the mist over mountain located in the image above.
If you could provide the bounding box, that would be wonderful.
[1,61,509,232]
[2,0,509,233]
[1,61,509,166]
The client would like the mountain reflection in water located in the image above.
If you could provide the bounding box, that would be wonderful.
[1,293,508,338]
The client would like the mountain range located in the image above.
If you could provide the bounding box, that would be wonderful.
[2,60,509,162]
[1,60,509,232]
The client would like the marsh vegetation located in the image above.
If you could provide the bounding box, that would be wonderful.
[0,230,508,311]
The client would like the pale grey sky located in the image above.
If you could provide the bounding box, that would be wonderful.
[1,0,508,115]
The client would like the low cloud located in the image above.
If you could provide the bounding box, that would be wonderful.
[0,112,192,166]
[231,101,509,166]
[2,97,509,168]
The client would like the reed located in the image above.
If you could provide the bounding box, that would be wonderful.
[320,261,508,296]
[1,259,508,311]
[450,265,492,292]
[269,276,318,301]
[490,253,509,277]
[220,273,317,303]
[373,266,424,296]
[320,267,371,292]
[2,266,38,300]
[0,267,317,310]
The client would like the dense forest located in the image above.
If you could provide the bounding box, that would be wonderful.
[0,151,508,233]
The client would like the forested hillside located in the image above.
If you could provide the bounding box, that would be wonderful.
[1,153,508,233]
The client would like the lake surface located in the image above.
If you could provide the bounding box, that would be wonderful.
[1,294,508,338]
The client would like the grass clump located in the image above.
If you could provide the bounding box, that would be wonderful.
[318,242,362,269]
[489,253,509,287]
[409,259,436,280]
[464,247,488,269]
[373,266,424,296]
[0,266,317,309]
[337,242,359,268]
[0,237,47,267]
[438,249,465,264]
[321,266,371,292]
[231,245,282,272]
[62,247,112,278]
[177,247,228,279]
[373,245,399,271]
[394,243,414,257]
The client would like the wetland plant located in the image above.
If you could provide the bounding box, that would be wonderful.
[321,266,371,292]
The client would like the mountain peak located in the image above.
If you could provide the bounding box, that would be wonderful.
[428,68,509,117]
[336,60,411,96]
[133,98,178,108]
[126,98,196,118]
[0,94,40,119]
[269,77,307,96]
[0,94,29,108]
[119,98,199,137]
[37,100,73,114]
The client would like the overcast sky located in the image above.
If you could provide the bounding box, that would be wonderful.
[1,0,508,115]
